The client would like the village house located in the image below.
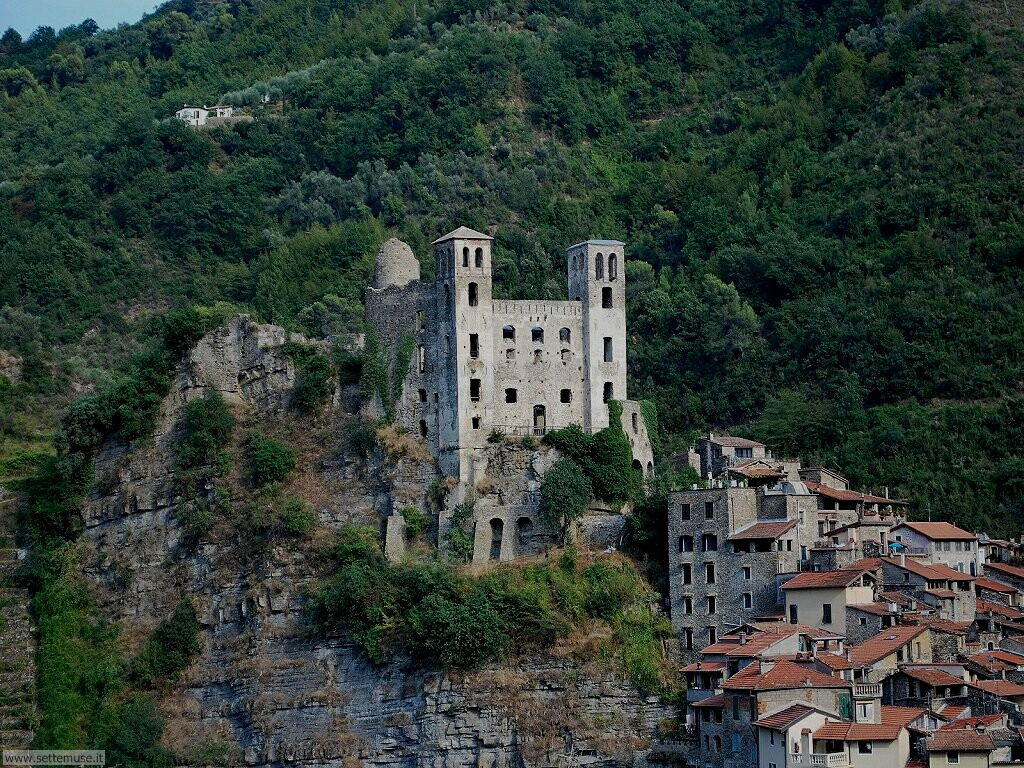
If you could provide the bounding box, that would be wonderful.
[889,522,982,576]
[926,729,996,768]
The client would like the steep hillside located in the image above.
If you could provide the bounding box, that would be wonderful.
[1,0,1022,523]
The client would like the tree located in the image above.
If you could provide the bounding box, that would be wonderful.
[539,457,593,544]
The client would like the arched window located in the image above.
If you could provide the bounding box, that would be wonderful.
[603,382,613,402]
[531,327,543,343]
[474,247,483,268]
[647,461,654,476]
[631,413,638,432]
[595,252,604,279]
[462,246,469,268]
[533,349,543,363]
[633,459,643,474]
[559,327,571,343]
[489,518,504,561]
[502,325,515,341]
[468,282,478,306]
[608,254,617,280]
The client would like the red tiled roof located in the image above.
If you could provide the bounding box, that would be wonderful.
[940,704,969,719]
[881,705,927,727]
[986,562,1024,581]
[881,591,916,608]
[681,662,725,673]
[977,599,1024,620]
[728,520,798,541]
[968,649,1024,670]
[924,588,957,600]
[815,652,854,671]
[753,703,816,730]
[723,660,850,691]
[848,602,893,617]
[938,714,1006,730]
[922,619,972,635]
[927,730,995,752]
[803,479,908,505]
[691,693,726,708]
[899,667,966,688]
[783,568,874,590]
[883,557,975,582]
[848,625,929,665]
[896,522,977,541]
[813,720,902,741]
[971,679,1024,697]
[975,577,1017,594]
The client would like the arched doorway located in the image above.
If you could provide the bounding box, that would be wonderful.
[533,405,546,435]
[632,459,643,474]
[489,518,504,561]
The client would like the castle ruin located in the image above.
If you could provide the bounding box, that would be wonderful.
[365,226,653,561]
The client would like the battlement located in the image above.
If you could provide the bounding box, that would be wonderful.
[492,299,582,318]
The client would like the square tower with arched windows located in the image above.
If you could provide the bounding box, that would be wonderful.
[566,239,628,432]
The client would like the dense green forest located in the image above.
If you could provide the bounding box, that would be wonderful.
[1,0,1023,533]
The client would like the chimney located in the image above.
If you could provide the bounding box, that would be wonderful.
[739,632,747,645]
[845,648,852,662]
[804,677,812,687]
[901,553,906,567]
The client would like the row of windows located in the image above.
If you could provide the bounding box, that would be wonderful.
[679,592,755,615]
[505,388,573,404]
[679,501,716,521]
[463,283,614,309]
[502,326,570,343]
[679,562,754,585]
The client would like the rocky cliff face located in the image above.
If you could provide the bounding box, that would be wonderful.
[78,316,673,767]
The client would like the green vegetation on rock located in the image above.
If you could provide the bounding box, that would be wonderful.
[312,527,673,692]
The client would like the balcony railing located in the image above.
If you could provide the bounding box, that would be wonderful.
[853,683,882,698]
[790,753,850,767]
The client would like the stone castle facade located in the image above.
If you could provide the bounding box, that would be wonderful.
[365,226,654,560]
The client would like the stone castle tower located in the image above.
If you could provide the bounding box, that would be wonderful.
[366,227,654,559]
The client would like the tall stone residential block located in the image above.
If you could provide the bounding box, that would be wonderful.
[364,228,654,561]
[667,482,822,660]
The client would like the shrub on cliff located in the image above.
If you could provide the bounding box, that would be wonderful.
[312,526,673,691]
[130,600,201,687]
[244,431,296,486]
[176,388,234,470]
[290,350,334,414]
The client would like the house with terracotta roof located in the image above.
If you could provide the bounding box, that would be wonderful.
[883,665,971,711]
[881,556,977,622]
[964,649,1024,683]
[848,625,934,682]
[782,567,878,633]
[974,577,1022,608]
[846,602,899,644]
[926,728,996,768]
[890,522,981,576]
[984,562,1024,595]
[970,678,1024,706]
[809,716,914,768]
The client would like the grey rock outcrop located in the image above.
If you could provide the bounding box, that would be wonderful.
[77,316,673,767]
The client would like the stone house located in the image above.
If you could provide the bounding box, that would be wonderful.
[880,556,977,622]
[667,483,824,658]
[883,665,971,710]
[696,434,771,479]
[890,522,982,576]
[848,625,934,683]
[846,602,898,645]
[365,230,653,562]
[983,562,1024,594]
